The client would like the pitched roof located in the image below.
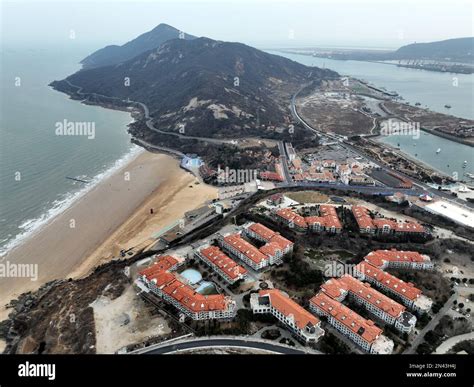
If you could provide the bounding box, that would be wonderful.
[310,292,382,343]
[223,234,268,264]
[354,263,422,301]
[260,289,319,330]
[364,249,430,268]
[199,246,247,280]
[139,255,180,278]
[321,275,405,318]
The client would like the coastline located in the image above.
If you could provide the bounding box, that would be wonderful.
[0,150,217,321]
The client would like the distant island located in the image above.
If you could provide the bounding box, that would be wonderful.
[279,37,474,74]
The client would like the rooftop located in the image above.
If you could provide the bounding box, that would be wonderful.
[199,246,247,280]
[259,289,320,331]
[310,292,383,344]
[354,263,422,301]
[321,275,406,318]
[364,249,431,268]
[223,233,268,264]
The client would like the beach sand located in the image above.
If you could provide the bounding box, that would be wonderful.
[0,150,217,321]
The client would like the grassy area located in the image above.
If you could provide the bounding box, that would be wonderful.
[305,248,356,261]
[285,191,329,204]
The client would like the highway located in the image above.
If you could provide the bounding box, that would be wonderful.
[141,337,313,354]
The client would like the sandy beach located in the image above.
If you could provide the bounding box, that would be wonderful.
[0,150,217,321]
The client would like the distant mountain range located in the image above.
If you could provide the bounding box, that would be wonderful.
[80,24,196,69]
[52,25,337,139]
[391,37,473,62]
[307,37,473,65]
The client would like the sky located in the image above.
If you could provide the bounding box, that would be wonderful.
[1,0,473,50]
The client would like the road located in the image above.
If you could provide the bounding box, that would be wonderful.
[277,141,292,184]
[404,292,458,354]
[434,331,474,354]
[141,337,315,354]
[63,80,234,146]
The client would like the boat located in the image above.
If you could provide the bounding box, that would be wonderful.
[436,148,441,154]
[445,104,451,109]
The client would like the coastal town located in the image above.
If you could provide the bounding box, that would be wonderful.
[1,11,473,387]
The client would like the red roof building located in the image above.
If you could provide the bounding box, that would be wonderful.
[195,246,247,284]
[251,289,324,344]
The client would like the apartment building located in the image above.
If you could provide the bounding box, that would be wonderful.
[364,249,433,270]
[275,208,308,232]
[275,206,342,233]
[305,205,343,233]
[310,292,394,354]
[219,233,269,271]
[140,270,236,321]
[320,275,416,333]
[138,255,184,277]
[244,222,294,256]
[251,289,324,344]
[352,205,425,235]
[195,245,247,284]
[354,263,433,313]
[139,265,236,320]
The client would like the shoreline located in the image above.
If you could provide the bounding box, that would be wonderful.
[0,150,217,321]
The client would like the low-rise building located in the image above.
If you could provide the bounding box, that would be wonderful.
[305,205,343,233]
[219,233,269,271]
[138,258,236,321]
[310,292,394,354]
[251,289,324,344]
[364,249,433,270]
[354,263,432,313]
[351,205,425,236]
[275,208,308,232]
[275,206,342,233]
[244,222,294,256]
[267,193,284,206]
[195,245,247,284]
[320,275,416,333]
[139,255,184,277]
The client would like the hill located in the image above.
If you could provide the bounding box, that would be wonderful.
[52,34,338,139]
[80,23,196,69]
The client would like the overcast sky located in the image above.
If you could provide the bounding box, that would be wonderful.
[2,0,473,49]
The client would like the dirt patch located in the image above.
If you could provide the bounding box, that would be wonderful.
[285,191,329,204]
[92,285,171,354]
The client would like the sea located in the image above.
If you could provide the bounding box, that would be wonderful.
[0,44,139,256]
[0,45,473,256]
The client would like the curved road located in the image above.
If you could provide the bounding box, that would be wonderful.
[142,338,311,354]
[63,79,234,145]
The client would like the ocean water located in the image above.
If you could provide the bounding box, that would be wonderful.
[274,51,474,178]
[0,45,137,255]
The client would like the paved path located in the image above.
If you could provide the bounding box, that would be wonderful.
[434,332,474,354]
[138,336,320,354]
[404,293,458,354]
